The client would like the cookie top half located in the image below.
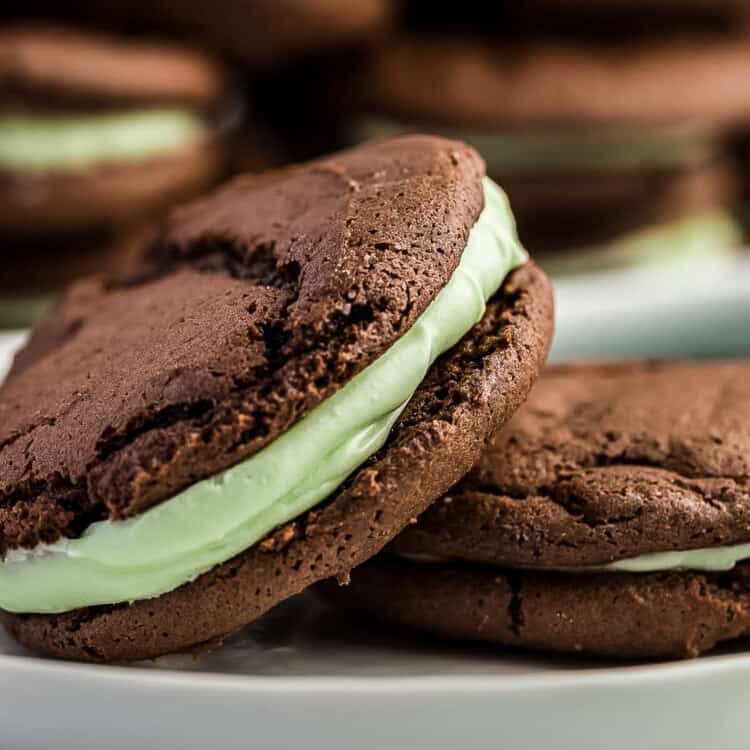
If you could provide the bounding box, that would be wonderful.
[0,135,487,553]
[393,361,750,567]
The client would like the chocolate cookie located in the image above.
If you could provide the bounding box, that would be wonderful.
[0,135,553,661]
[335,559,750,661]
[344,28,750,272]
[153,0,397,70]
[33,0,397,72]
[353,35,750,129]
[334,361,750,660]
[0,24,232,236]
[0,24,240,326]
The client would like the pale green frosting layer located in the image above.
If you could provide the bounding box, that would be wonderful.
[0,294,56,330]
[399,542,750,573]
[540,209,742,277]
[601,543,750,573]
[0,178,525,614]
[354,118,718,174]
[0,108,205,171]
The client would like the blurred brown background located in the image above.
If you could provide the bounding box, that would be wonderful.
[1,0,749,356]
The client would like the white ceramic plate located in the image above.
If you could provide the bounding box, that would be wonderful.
[3,593,750,750]
[2,262,750,750]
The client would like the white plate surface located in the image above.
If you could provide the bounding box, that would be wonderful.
[1,262,750,750]
[3,594,750,750]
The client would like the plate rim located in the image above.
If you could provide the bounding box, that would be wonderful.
[3,647,750,694]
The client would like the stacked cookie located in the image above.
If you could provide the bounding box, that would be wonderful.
[336,361,750,660]
[0,135,553,661]
[1,1,748,669]
[0,24,236,327]
[1,131,748,664]
[21,0,397,73]
[343,1,750,274]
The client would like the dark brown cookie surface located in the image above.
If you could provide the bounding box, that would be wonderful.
[331,558,750,660]
[2,260,553,661]
[142,0,396,71]
[0,227,148,330]
[393,361,750,568]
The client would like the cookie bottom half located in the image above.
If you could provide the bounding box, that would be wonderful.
[329,556,750,660]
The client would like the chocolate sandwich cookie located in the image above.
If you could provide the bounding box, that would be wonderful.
[42,0,396,72]
[345,27,750,273]
[335,361,750,660]
[0,24,234,235]
[153,0,397,70]
[0,24,239,327]
[0,135,553,662]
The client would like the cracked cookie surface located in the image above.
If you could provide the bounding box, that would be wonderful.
[3,262,553,661]
[0,135,485,554]
[392,361,750,567]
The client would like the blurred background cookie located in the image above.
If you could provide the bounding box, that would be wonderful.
[1,1,749,348]
[341,8,750,276]
[9,0,398,71]
[0,24,243,326]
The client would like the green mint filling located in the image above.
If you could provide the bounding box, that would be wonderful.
[400,542,750,574]
[0,295,56,330]
[0,177,526,614]
[600,542,750,573]
[537,542,750,574]
[0,108,205,171]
